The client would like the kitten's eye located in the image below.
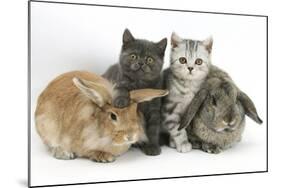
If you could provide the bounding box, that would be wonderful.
[195,58,203,65]
[179,57,187,64]
[146,57,154,64]
[110,112,117,121]
[130,54,137,60]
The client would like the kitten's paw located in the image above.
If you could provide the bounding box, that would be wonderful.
[91,151,116,163]
[202,143,222,154]
[176,141,192,153]
[140,143,161,156]
[51,147,76,160]
[169,139,176,148]
[114,96,130,108]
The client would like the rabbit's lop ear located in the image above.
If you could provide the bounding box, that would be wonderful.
[73,77,111,107]
[178,89,209,130]
[220,81,237,102]
[130,89,169,103]
[237,91,263,124]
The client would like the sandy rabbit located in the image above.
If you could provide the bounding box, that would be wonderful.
[35,71,168,162]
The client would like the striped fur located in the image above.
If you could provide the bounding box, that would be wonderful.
[161,33,212,153]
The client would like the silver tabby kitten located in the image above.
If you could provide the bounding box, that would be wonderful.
[162,32,213,153]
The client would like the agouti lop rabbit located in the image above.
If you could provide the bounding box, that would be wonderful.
[179,66,263,154]
[35,71,168,162]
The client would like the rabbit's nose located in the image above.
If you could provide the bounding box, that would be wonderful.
[228,119,236,127]
[124,134,135,142]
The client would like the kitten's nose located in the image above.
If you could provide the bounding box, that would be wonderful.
[188,67,194,72]
[138,61,144,66]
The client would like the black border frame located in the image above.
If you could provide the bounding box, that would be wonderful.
[28,1,269,187]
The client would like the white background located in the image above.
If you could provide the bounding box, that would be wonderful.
[29,1,267,187]
[1,0,280,188]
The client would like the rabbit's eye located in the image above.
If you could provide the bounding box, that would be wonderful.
[212,97,217,106]
[110,113,117,121]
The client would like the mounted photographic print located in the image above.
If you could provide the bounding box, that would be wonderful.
[28,0,268,187]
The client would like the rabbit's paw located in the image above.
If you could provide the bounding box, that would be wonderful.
[190,141,202,149]
[91,151,116,163]
[114,96,130,108]
[140,143,161,156]
[175,140,192,153]
[202,143,222,154]
[51,147,76,160]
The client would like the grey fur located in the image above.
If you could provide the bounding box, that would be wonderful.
[161,33,212,153]
[103,29,167,156]
[179,65,263,153]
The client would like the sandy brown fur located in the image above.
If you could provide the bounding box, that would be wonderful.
[35,71,168,162]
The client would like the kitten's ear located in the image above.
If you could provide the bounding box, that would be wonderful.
[123,28,135,44]
[202,36,213,53]
[156,38,167,54]
[171,32,182,48]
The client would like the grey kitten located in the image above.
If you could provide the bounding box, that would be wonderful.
[103,29,167,155]
[161,32,213,153]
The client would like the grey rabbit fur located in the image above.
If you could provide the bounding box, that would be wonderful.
[179,65,263,154]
